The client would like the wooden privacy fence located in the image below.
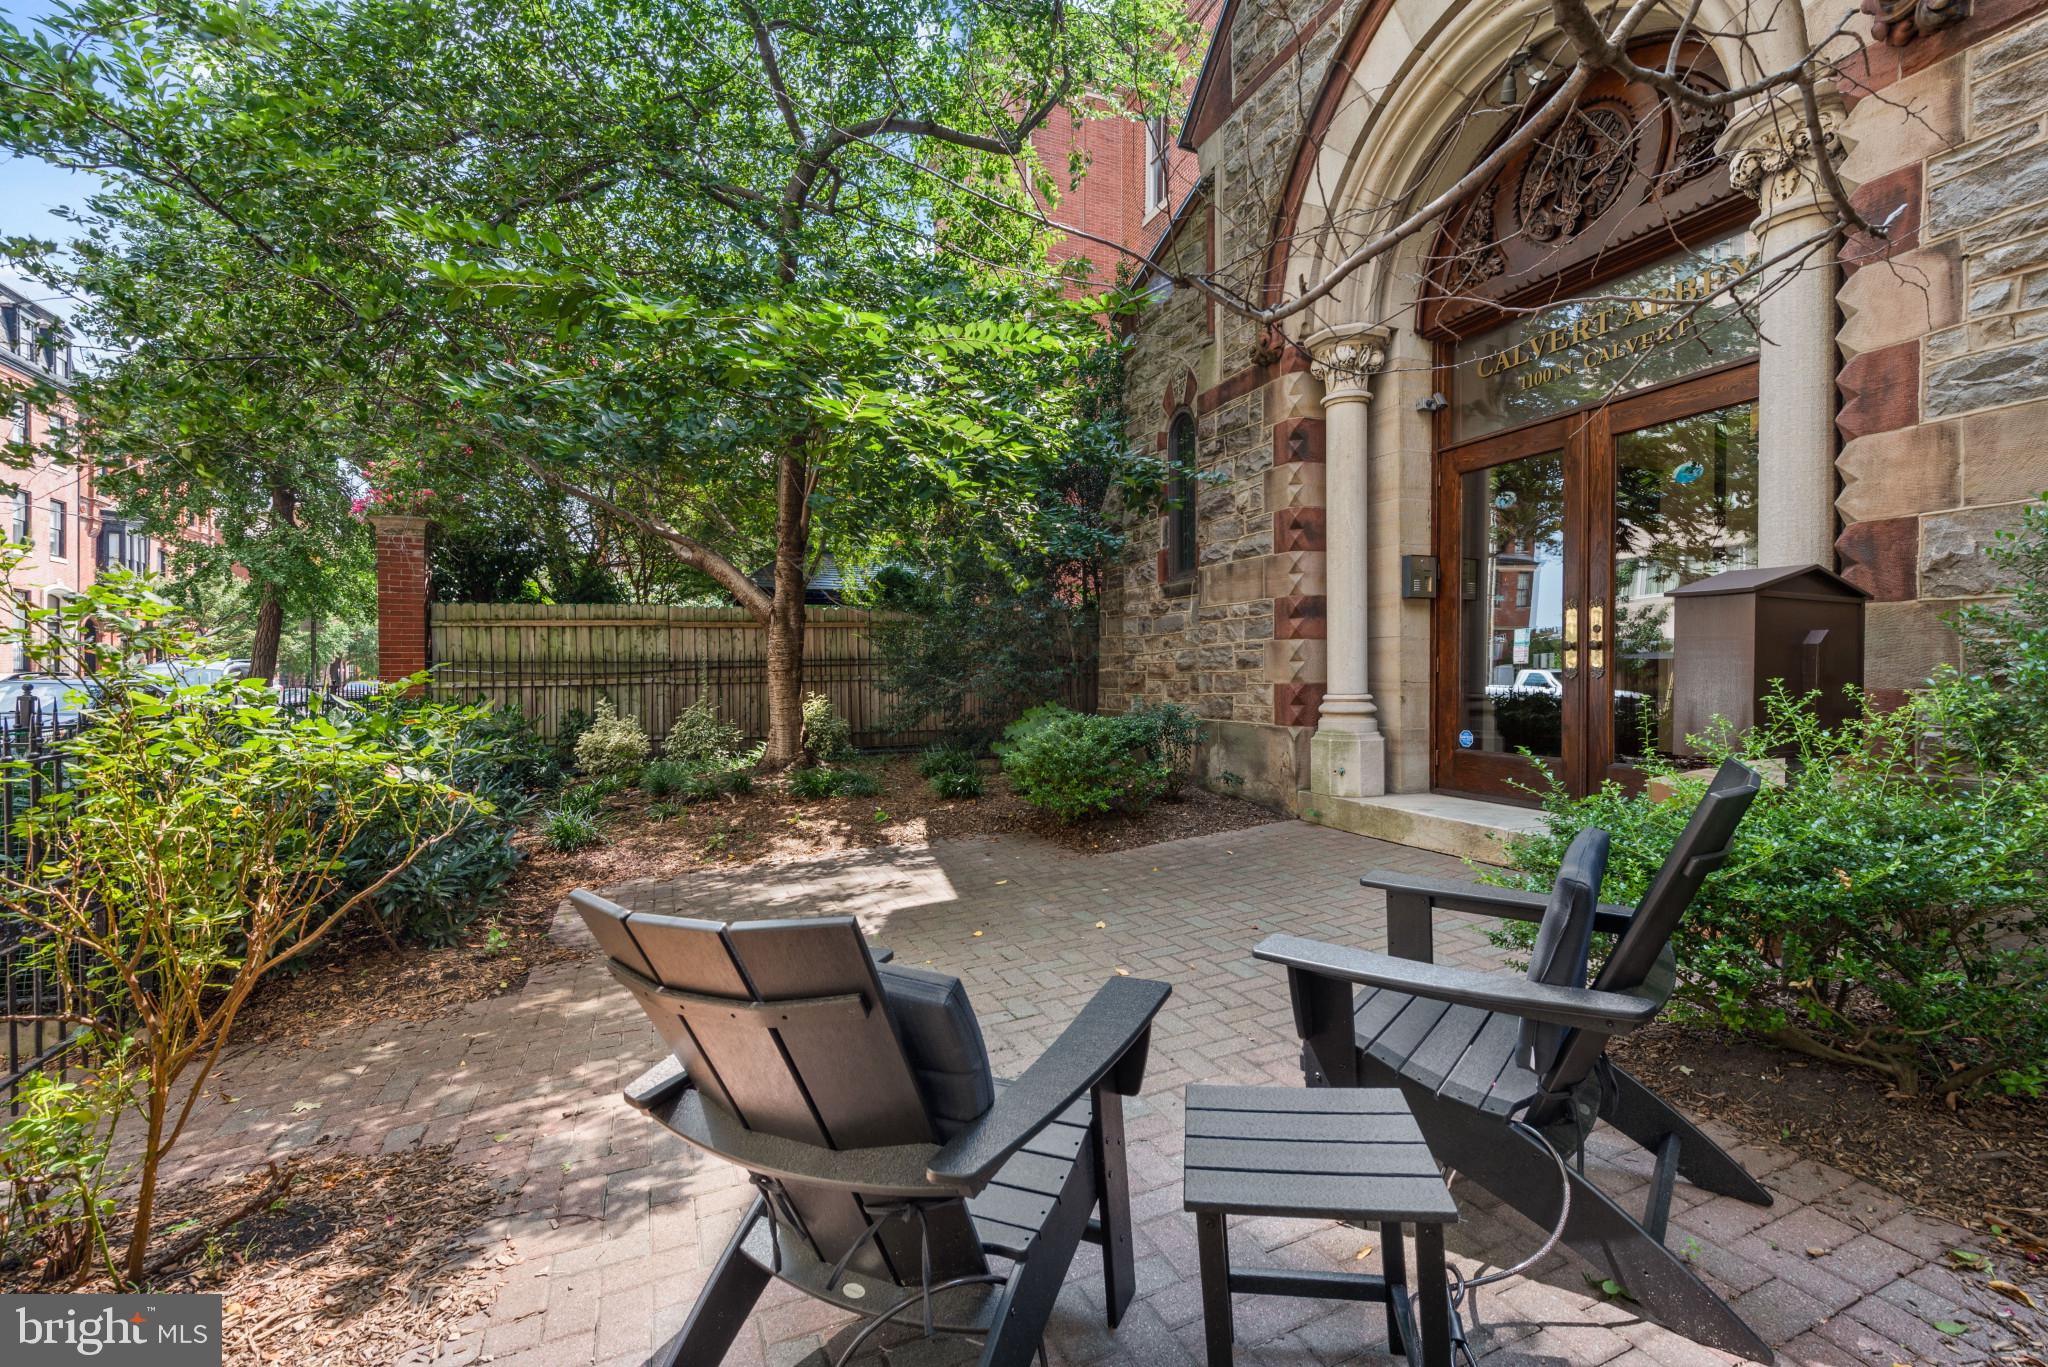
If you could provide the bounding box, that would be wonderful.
[427,603,1095,749]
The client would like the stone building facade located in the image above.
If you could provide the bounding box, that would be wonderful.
[1099,0,2048,831]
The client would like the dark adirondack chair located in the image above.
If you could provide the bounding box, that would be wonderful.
[571,889,1171,1367]
[1254,760,1772,1362]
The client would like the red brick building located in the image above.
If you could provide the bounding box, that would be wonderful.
[1030,4,1214,291]
[2,282,180,671]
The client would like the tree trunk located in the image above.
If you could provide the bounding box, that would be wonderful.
[122,1083,169,1285]
[763,451,810,769]
[249,584,284,682]
[247,481,298,683]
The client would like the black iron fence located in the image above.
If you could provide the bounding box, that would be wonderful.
[2,699,97,1112]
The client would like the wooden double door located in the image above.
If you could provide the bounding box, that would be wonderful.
[1432,365,1759,801]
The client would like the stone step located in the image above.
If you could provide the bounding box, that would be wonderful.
[1292,790,1547,865]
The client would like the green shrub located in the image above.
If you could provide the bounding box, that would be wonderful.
[788,765,880,800]
[556,781,606,816]
[336,701,555,946]
[352,807,516,946]
[0,563,467,1281]
[664,695,745,765]
[920,742,984,797]
[870,565,1097,745]
[1951,496,2048,764]
[640,759,695,799]
[918,741,980,779]
[586,770,637,798]
[0,1042,138,1287]
[543,806,604,852]
[680,765,753,802]
[998,704,1205,823]
[1118,702,1203,795]
[554,707,595,765]
[801,692,855,762]
[573,699,650,778]
[929,766,983,799]
[994,702,1072,759]
[1491,678,2048,1100]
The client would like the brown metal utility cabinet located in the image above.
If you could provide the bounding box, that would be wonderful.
[1669,564,1870,748]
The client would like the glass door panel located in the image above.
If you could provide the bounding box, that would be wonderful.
[1458,452,1568,762]
[1437,426,1589,802]
[1607,401,1759,767]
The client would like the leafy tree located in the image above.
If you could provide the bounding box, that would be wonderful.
[1,0,1195,755]
[0,561,471,1282]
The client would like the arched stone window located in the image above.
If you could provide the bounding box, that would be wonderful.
[1164,411,1198,580]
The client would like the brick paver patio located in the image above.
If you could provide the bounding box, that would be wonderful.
[170,821,2040,1366]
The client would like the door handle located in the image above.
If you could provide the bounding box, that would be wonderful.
[1562,600,1579,677]
[1590,599,1606,676]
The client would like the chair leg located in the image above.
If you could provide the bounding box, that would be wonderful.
[1398,1084,1777,1366]
[654,1197,772,1367]
[1600,1063,1774,1207]
[979,1143,1099,1367]
[1089,1081,1136,1328]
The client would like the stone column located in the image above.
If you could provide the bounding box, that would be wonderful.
[1307,326,1389,799]
[1721,94,1852,568]
[370,514,433,692]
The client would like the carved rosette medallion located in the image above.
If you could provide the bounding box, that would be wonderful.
[1517,103,1636,242]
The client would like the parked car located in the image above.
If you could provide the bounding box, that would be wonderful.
[276,677,381,709]
[1486,667,1565,699]
[139,658,252,689]
[1484,667,1648,703]
[1,674,105,727]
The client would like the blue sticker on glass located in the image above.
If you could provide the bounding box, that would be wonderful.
[1457,729,1475,749]
[1493,491,1518,510]
[1672,461,1705,486]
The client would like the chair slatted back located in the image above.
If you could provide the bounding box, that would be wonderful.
[1594,759,1761,997]
[1530,761,1760,1115]
[572,891,986,1287]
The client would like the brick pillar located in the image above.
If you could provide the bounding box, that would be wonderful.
[370,515,433,691]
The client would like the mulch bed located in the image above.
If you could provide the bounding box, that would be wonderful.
[2,1148,507,1366]
[1611,1019,2048,1272]
[235,755,1281,1051]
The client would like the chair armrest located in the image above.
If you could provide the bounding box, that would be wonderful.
[1254,933,1659,1033]
[1362,871,1635,938]
[927,975,1171,1192]
[624,1055,691,1113]
[642,1084,952,1196]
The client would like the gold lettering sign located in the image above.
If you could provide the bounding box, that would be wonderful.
[1451,236,1760,442]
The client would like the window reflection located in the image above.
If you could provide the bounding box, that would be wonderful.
[1459,451,1566,759]
[1610,402,1759,764]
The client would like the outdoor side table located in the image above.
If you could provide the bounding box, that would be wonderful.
[1182,1084,1460,1367]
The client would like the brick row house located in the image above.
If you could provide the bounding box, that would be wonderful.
[2,282,172,672]
[1099,0,2048,844]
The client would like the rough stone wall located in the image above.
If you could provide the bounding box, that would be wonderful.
[1101,0,1356,804]
[1836,7,2048,702]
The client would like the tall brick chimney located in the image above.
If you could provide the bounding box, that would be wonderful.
[370,515,432,691]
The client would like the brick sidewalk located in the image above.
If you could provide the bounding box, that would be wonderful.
[173,821,2037,1366]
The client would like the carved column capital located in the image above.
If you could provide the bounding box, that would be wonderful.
[1718,95,1850,228]
[1306,326,1390,406]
